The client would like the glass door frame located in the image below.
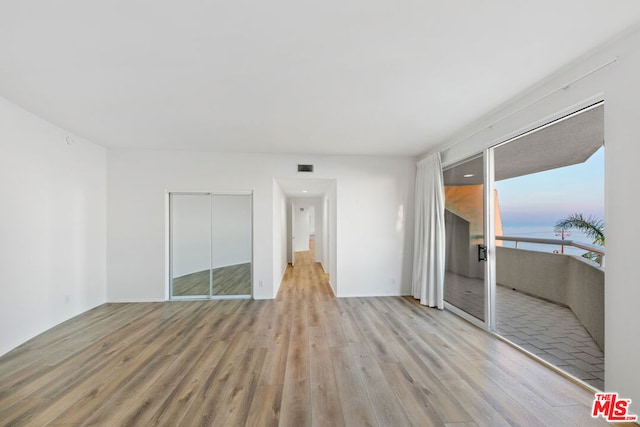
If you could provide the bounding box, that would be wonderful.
[168,191,254,301]
[484,149,497,332]
[443,149,497,332]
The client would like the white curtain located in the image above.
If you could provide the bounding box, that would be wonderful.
[412,152,446,308]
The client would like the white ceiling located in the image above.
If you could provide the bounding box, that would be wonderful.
[277,178,334,198]
[2,1,640,156]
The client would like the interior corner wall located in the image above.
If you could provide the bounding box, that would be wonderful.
[313,203,322,263]
[436,25,640,406]
[322,194,330,273]
[272,179,288,296]
[107,151,415,302]
[325,182,338,295]
[0,96,107,356]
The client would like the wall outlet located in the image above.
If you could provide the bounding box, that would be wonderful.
[259,280,263,287]
[64,295,71,304]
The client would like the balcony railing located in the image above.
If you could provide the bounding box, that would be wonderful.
[496,235,605,267]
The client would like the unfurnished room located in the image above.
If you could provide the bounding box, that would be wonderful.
[2,1,640,426]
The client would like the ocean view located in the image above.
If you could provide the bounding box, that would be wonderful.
[499,224,603,259]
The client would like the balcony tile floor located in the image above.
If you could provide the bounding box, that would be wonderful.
[497,285,604,390]
[445,273,604,390]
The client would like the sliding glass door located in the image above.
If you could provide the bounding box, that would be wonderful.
[442,103,605,389]
[443,152,496,329]
[170,192,252,299]
[490,103,605,389]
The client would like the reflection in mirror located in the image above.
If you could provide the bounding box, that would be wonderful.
[443,156,486,321]
[171,194,211,297]
[212,195,252,296]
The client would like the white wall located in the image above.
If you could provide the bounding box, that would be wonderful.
[0,96,107,356]
[326,181,338,294]
[107,151,415,301]
[334,158,415,297]
[272,180,288,295]
[322,194,330,273]
[309,206,316,235]
[433,25,640,405]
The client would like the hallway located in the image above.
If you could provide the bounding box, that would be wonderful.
[279,238,332,300]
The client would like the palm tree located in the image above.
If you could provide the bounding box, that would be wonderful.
[554,213,604,263]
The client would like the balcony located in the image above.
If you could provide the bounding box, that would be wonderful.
[445,236,605,390]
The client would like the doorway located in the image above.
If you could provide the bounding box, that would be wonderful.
[275,178,337,295]
[289,199,320,266]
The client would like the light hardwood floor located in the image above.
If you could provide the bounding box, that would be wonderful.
[0,248,615,426]
[172,263,252,297]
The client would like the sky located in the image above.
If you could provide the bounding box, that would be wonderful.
[494,146,604,231]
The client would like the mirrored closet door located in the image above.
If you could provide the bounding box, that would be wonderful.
[170,192,252,299]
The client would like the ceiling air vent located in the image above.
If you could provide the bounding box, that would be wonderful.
[297,164,314,173]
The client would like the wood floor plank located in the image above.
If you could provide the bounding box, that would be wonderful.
[0,303,149,382]
[349,343,412,426]
[376,339,472,424]
[73,353,175,426]
[201,345,267,427]
[446,354,558,427]
[258,312,291,387]
[19,344,154,426]
[320,302,348,348]
[444,423,480,427]
[470,358,582,427]
[334,300,367,344]
[163,331,255,426]
[442,379,511,427]
[245,385,282,427]
[110,340,227,426]
[368,298,461,382]
[0,303,194,424]
[380,363,445,427]
[0,240,609,426]
[331,345,378,427]
[279,337,311,427]
[477,346,594,408]
[309,326,345,427]
[345,298,397,364]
